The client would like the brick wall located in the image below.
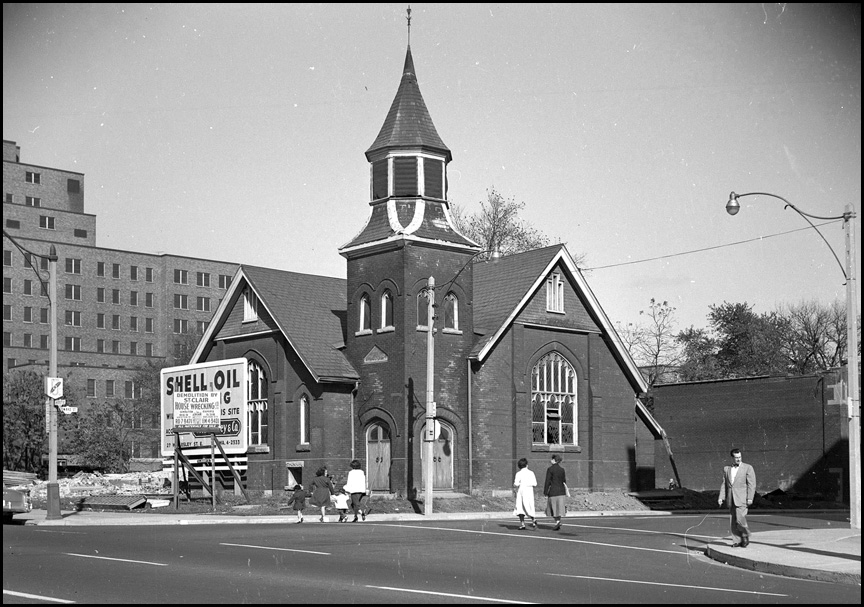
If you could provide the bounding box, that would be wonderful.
[652,371,849,500]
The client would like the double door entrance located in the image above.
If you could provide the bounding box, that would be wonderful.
[366,420,455,491]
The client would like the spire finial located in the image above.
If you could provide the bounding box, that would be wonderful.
[407,5,412,46]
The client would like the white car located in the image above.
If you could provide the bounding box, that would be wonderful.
[3,487,32,521]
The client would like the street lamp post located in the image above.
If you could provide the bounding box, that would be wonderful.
[1,231,61,519]
[726,191,860,529]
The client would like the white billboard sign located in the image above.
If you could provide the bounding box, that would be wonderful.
[160,358,248,457]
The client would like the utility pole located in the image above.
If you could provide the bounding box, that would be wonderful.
[424,276,436,516]
[46,245,61,520]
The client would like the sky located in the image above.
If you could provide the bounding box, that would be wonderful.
[3,3,861,334]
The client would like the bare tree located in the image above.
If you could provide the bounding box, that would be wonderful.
[777,299,848,374]
[451,187,586,266]
[616,298,684,386]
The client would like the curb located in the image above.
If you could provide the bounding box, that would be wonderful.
[705,544,861,587]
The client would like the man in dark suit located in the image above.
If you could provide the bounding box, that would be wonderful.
[718,448,756,547]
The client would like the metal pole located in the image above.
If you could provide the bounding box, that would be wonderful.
[46,245,61,520]
[844,205,860,529]
[424,277,435,516]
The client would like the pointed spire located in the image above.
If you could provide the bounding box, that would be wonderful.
[365,45,451,161]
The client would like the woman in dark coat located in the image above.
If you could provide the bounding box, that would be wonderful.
[309,466,335,522]
[543,454,567,530]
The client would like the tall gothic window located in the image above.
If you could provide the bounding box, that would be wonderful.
[359,294,371,332]
[443,292,458,330]
[531,352,577,446]
[247,360,268,446]
[380,290,393,329]
[299,394,310,444]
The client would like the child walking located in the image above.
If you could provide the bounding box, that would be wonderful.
[284,484,307,523]
[333,489,351,522]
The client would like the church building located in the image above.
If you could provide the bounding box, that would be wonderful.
[189,40,664,498]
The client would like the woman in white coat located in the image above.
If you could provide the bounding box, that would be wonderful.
[513,457,538,530]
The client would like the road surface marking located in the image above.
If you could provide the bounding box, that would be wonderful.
[64,553,167,566]
[546,573,788,597]
[566,523,722,540]
[220,542,331,556]
[366,585,536,604]
[382,523,690,555]
[3,590,75,603]
[33,529,88,535]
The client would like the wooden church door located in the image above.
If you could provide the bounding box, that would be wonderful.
[366,423,391,491]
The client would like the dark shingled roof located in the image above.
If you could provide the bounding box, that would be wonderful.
[471,245,564,357]
[366,46,451,161]
[241,266,358,381]
[341,199,479,251]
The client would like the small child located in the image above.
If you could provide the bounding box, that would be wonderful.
[333,489,351,522]
[284,484,307,523]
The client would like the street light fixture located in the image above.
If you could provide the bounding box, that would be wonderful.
[2,230,61,520]
[725,191,860,530]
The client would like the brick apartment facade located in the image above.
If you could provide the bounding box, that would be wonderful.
[3,138,239,460]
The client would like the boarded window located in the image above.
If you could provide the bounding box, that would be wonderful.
[393,157,417,196]
[372,160,388,199]
[423,158,444,199]
[67,179,80,193]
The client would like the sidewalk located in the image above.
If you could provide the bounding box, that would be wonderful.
[17,508,860,586]
[705,528,860,586]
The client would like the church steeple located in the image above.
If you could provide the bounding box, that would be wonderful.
[340,31,478,258]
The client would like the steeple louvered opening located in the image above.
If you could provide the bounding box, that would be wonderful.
[369,152,447,202]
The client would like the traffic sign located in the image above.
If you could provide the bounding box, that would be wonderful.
[54,398,67,407]
[59,406,78,415]
[45,377,63,399]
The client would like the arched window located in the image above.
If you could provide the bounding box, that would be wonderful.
[531,352,577,446]
[443,292,458,330]
[358,294,371,332]
[417,291,430,328]
[247,360,268,446]
[380,290,393,329]
[299,394,310,445]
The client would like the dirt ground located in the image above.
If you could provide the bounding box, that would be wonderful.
[19,470,847,516]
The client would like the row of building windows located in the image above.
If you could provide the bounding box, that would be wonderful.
[4,252,232,290]
[3,279,218,312]
[356,290,461,334]
[2,330,157,356]
[83,378,142,400]
[8,173,80,190]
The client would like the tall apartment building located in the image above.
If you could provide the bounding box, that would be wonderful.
[2,139,239,458]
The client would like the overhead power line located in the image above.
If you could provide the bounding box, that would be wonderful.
[584,220,843,271]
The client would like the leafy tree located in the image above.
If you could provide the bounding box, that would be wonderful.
[616,298,683,386]
[3,370,49,473]
[3,370,72,474]
[676,327,721,381]
[451,187,585,265]
[709,302,788,378]
[69,361,164,471]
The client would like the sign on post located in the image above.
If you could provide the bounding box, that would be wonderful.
[160,359,248,457]
[45,377,63,399]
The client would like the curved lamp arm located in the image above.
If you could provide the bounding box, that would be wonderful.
[726,191,848,280]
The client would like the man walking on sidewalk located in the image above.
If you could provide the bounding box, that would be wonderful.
[718,448,756,547]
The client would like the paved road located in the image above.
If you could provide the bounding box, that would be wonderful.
[3,512,858,603]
